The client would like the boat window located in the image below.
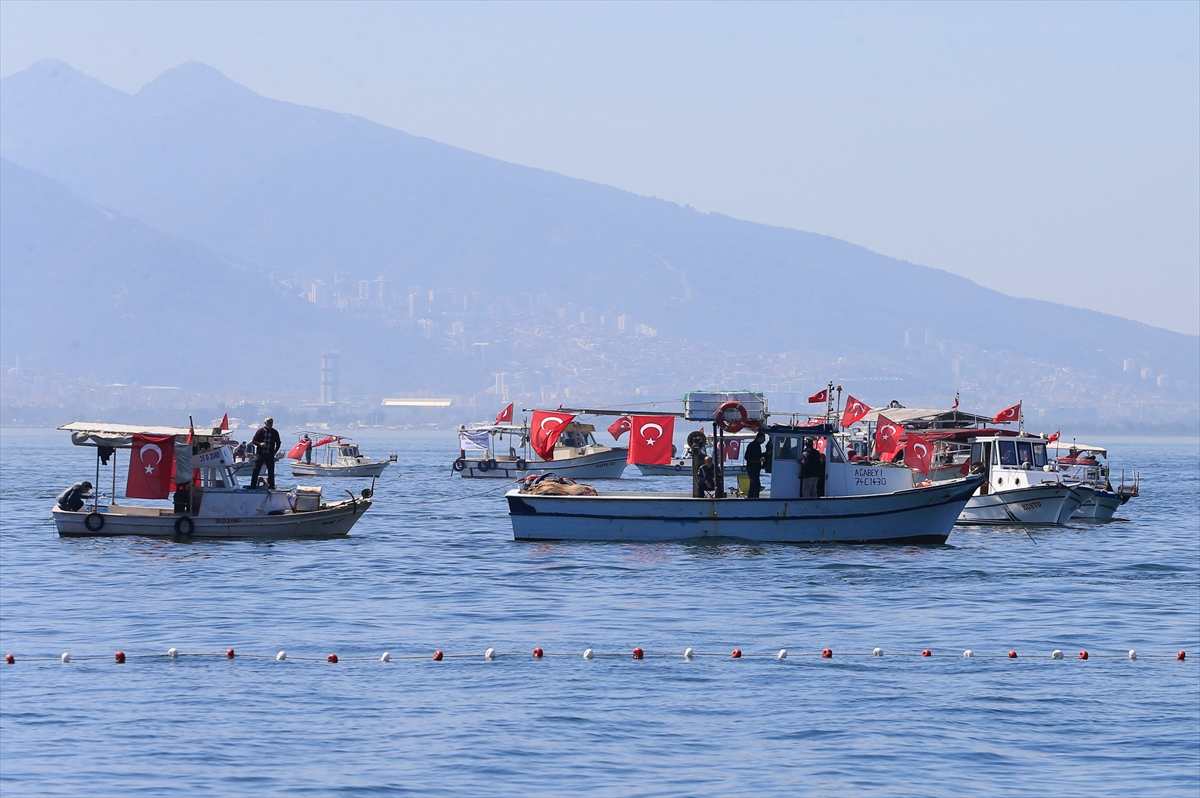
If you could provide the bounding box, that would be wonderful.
[1032,443,1047,467]
[998,440,1018,466]
[559,431,587,448]
[970,442,982,465]
[828,439,845,463]
[774,436,800,460]
[1016,441,1033,468]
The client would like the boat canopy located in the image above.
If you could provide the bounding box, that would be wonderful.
[58,421,221,448]
[906,427,1021,443]
[859,408,992,427]
[1048,441,1108,457]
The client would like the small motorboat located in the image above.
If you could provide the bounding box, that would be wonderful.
[453,420,628,479]
[53,422,372,539]
[956,433,1077,525]
[1048,441,1136,521]
[290,436,395,478]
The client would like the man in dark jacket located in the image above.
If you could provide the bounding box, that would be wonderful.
[698,455,716,496]
[250,418,282,489]
[56,481,93,511]
[800,439,824,498]
[744,431,766,498]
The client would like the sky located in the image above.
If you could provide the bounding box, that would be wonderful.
[2,0,1197,336]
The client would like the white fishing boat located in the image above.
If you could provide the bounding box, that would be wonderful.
[956,433,1077,525]
[53,422,372,539]
[453,421,628,479]
[290,436,395,478]
[1048,441,1136,521]
[507,420,985,543]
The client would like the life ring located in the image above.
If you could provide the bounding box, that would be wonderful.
[478,459,493,473]
[84,512,105,532]
[452,458,466,472]
[715,401,749,432]
[516,458,527,470]
[174,516,194,537]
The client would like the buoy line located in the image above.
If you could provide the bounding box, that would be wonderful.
[4,647,1189,666]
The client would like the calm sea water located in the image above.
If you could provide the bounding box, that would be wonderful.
[1,428,1197,796]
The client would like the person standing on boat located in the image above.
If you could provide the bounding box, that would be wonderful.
[250,418,282,489]
[800,439,823,498]
[301,433,313,463]
[745,431,766,499]
[55,481,93,512]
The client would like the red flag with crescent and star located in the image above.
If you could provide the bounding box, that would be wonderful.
[1047,430,1060,443]
[530,410,576,461]
[993,403,1021,424]
[627,415,675,465]
[126,433,176,499]
[607,416,632,440]
[841,395,871,428]
[495,403,514,424]
[875,414,903,458]
[905,432,934,475]
[808,389,828,404]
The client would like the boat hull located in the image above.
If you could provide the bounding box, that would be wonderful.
[53,498,371,539]
[462,451,628,479]
[506,476,984,544]
[1057,484,1092,524]
[1071,488,1121,521]
[958,484,1073,525]
[291,461,391,478]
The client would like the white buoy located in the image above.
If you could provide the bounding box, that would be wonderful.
[683,647,694,661]
[276,651,286,661]
[582,648,594,660]
[777,649,788,660]
[61,653,70,663]
[167,648,178,659]
[1051,650,1064,660]
[873,647,884,657]
[963,650,973,658]
[1128,650,1137,660]
[485,648,496,660]
[380,652,391,662]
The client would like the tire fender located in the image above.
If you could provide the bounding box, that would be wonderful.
[84,512,105,532]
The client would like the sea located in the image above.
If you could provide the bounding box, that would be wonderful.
[1,428,1197,796]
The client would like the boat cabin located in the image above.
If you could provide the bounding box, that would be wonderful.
[966,434,1061,495]
[763,424,916,499]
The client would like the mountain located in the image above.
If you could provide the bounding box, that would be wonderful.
[1,59,1196,423]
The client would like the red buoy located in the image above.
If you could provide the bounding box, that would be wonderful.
[533,647,543,659]
[4,654,13,665]
[731,648,742,659]
[1078,650,1089,660]
[821,648,833,659]
[921,649,932,657]
[632,647,644,660]
[226,648,235,659]
[327,653,339,663]
[115,651,126,664]
[1178,651,1187,661]
[1008,650,1018,658]
[433,650,443,661]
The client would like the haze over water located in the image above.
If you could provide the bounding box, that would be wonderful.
[2,430,1197,795]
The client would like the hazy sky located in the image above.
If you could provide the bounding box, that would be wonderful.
[3,0,1197,335]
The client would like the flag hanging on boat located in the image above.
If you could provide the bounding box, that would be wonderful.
[808,389,828,404]
[220,413,230,431]
[495,403,514,424]
[841,395,871,428]
[906,432,934,475]
[458,431,490,451]
[627,415,675,466]
[314,436,339,448]
[723,438,741,461]
[952,392,960,411]
[287,439,313,459]
[126,433,176,499]
[1047,430,1060,443]
[607,416,632,440]
[874,414,903,458]
[993,403,1021,423]
[530,410,576,461]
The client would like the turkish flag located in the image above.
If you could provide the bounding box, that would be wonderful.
[875,414,903,457]
[724,439,741,461]
[315,436,339,448]
[126,433,176,499]
[608,416,632,440]
[808,389,828,403]
[531,410,576,461]
[1047,430,1060,443]
[841,395,871,428]
[627,415,674,465]
[495,403,514,424]
[906,432,934,475]
[993,403,1021,423]
[220,413,230,431]
[287,440,312,460]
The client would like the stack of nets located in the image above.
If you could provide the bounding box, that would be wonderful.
[519,473,599,496]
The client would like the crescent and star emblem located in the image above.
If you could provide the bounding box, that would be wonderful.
[881,425,896,440]
[913,443,928,457]
[540,417,564,431]
[850,402,865,415]
[140,443,163,474]
[639,423,663,444]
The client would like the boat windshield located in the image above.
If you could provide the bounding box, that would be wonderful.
[341,445,360,457]
[998,440,1018,466]
[774,435,801,460]
[1032,443,1047,468]
[558,431,592,448]
[1016,441,1033,468]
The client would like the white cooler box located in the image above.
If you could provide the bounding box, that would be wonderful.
[294,486,322,512]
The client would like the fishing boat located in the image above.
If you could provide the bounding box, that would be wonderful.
[955,432,1081,525]
[290,436,395,478]
[453,421,628,479]
[507,418,985,543]
[1048,441,1136,521]
[53,422,373,539]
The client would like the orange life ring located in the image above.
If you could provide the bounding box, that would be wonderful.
[715,401,749,433]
